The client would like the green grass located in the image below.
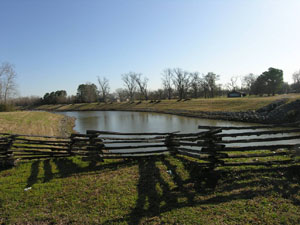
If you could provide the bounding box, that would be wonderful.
[34,93,300,113]
[1,155,300,224]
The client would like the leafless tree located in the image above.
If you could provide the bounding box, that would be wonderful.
[13,96,41,107]
[172,68,191,99]
[190,72,201,98]
[0,62,17,103]
[292,70,300,84]
[114,88,127,102]
[134,74,149,100]
[97,76,110,102]
[122,72,138,101]
[204,72,219,98]
[226,76,239,91]
[161,68,173,99]
[242,73,256,94]
[198,74,209,98]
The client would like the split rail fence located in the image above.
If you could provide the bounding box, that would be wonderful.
[1,125,300,168]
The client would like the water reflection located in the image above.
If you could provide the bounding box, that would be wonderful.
[58,111,253,134]
[57,111,300,147]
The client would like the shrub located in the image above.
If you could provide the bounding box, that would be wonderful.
[0,104,15,112]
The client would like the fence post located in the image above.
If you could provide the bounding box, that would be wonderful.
[68,134,76,156]
[86,131,104,162]
[4,135,16,167]
[165,133,179,155]
[201,129,225,169]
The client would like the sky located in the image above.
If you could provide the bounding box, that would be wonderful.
[0,0,300,97]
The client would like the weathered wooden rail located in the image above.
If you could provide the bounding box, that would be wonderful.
[1,124,300,168]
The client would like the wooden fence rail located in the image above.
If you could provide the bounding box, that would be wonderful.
[1,124,300,168]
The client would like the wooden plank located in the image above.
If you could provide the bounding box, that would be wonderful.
[14,138,71,144]
[221,144,295,152]
[172,131,211,138]
[14,154,71,158]
[178,148,228,157]
[12,145,69,151]
[103,149,169,155]
[103,140,165,144]
[217,129,300,138]
[199,125,273,130]
[198,122,300,130]
[12,150,69,155]
[177,147,212,155]
[17,155,71,160]
[220,135,300,144]
[104,144,167,150]
[87,130,178,136]
[13,142,70,147]
[99,136,166,141]
[101,153,170,159]
[178,142,203,147]
[179,142,225,149]
[71,133,96,138]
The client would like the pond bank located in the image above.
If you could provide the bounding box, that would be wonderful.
[34,96,300,125]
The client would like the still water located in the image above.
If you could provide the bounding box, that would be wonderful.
[57,111,300,147]
[58,111,255,134]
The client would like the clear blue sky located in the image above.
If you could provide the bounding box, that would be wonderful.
[1,0,299,97]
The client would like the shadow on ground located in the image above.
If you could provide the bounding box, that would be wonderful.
[24,156,300,224]
[25,157,137,188]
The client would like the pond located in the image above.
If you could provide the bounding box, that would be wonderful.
[58,111,255,134]
[56,111,300,149]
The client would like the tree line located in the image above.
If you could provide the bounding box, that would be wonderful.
[34,67,300,105]
[2,62,298,107]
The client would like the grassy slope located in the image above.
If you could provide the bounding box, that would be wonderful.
[0,111,74,137]
[1,97,300,224]
[0,156,299,224]
[35,94,300,113]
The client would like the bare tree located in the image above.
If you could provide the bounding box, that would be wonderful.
[97,76,110,102]
[114,88,127,102]
[226,76,239,91]
[161,68,173,99]
[198,74,209,98]
[292,70,300,84]
[242,73,256,94]
[190,72,201,98]
[0,62,17,103]
[172,68,191,99]
[134,74,149,100]
[122,72,138,101]
[204,72,219,98]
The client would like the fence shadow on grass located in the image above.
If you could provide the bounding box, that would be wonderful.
[26,157,138,187]
[126,156,223,224]
[128,157,178,224]
[26,160,40,188]
[24,155,300,224]
[103,155,223,224]
[103,155,300,224]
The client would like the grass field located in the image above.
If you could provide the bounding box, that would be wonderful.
[0,111,74,137]
[35,94,300,113]
[0,155,299,224]
[1,95,300,224]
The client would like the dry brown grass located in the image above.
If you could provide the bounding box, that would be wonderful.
[35,93,300,113]
[0,111,74,136]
